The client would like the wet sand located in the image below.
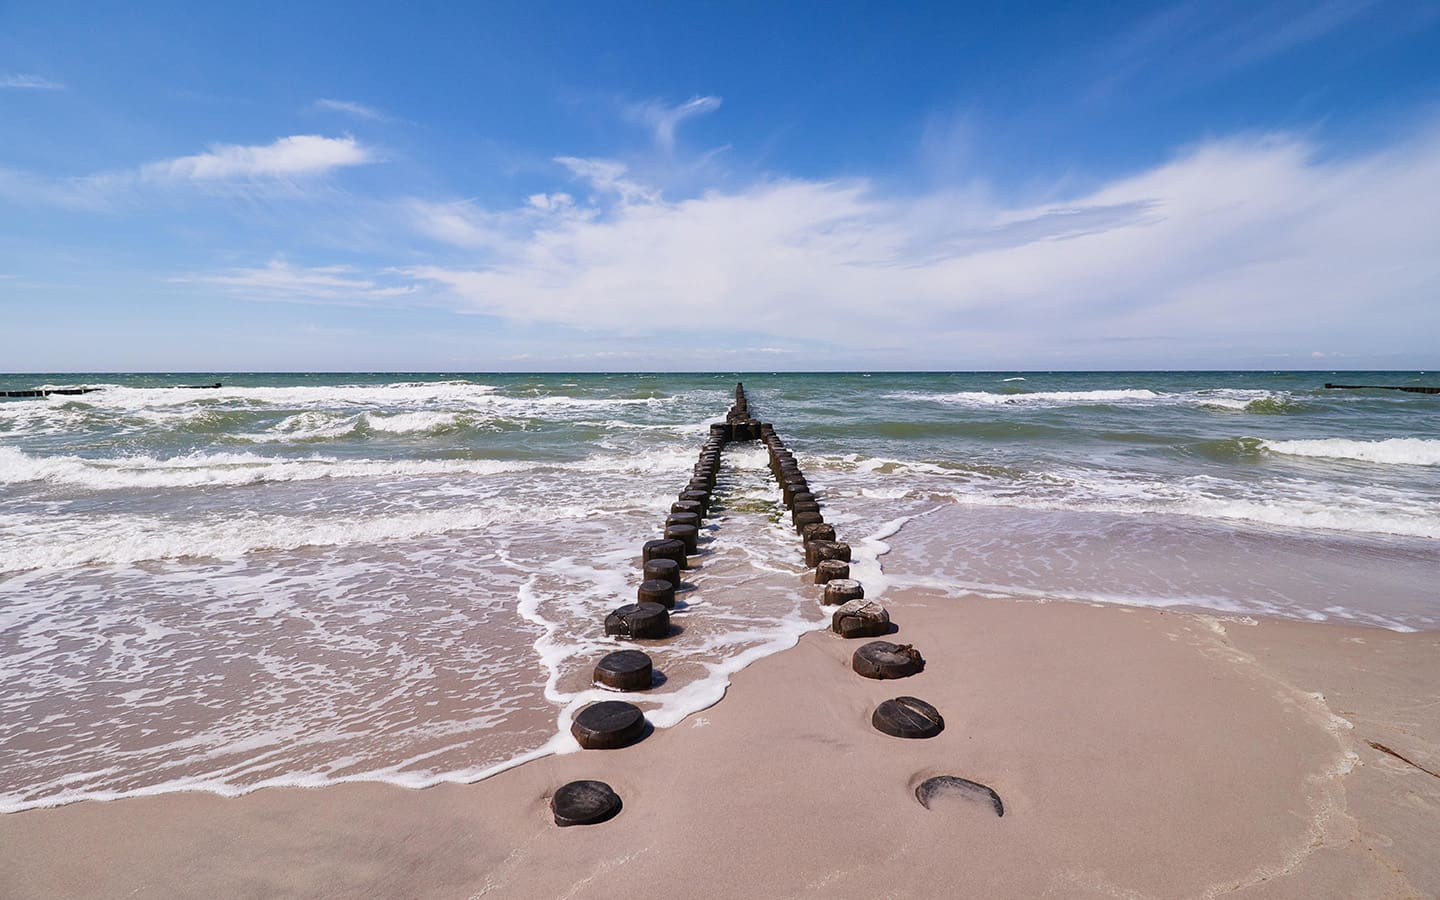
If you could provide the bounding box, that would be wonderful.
[2,590,1438,899]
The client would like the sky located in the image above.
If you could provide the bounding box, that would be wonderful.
[2,0,1439,372]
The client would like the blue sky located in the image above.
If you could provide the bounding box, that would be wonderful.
[2,0,1439,372]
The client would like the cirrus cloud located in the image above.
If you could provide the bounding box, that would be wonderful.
[400,126,1440,365]
[140,135,373,182]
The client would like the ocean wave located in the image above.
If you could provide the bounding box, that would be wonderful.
[0,441,703,491]
[0,499,603,573]
[888,387,1295,412]
[806,450,1440,540]
[906,388,1161,406]
[1263,438,1440,467]
[0,447,537,489]
[2,382,680,428]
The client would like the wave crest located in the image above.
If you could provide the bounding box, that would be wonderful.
[1264,438,1440,467]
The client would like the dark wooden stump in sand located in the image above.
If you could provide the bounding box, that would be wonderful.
[593,649,654,690]
[664,523,699,554]
[794,511,825,533]
[604,602,670,639]
[805,540,851,567]
[802,523,837,546]
[672,500,704,517]
[915,776,1004,817]
[678,490,710,513]
[791,502,821,521]
[852,641,922,678]
[637,578,676,608]
[643,538,688,568]
[814,559,850,584]
[822,578,865,606]
[873,697,944,739]
[552,780,623,826]
[666,512,700,529]
[571,701,647,749]
[642,558,680,588]
[832,599,890,639]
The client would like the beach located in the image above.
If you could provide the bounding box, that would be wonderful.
[3,592,1438,898]
[2,373,1438,896]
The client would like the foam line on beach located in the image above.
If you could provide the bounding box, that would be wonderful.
[880,572,1422,633]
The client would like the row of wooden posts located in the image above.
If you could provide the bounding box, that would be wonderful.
[551,383,953,827]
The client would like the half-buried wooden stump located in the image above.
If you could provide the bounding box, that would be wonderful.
[678,490,710,513]
[642,538,688,569]
[642,558,680,589]
[814,559,850,584]
[822,578,865,606]
[802,523,837,546]
[794,511,825,533]
[593,649,654,690]
[604,602,670,639]
[805,540,851,567]
[915,776,1004,817]
[852,641,923,679]
[664,523,699,554]
[872,697,944,739]
[552,780,623,826]
[832,599,890,638]
[636,578,676,608]
[571,700,647,749]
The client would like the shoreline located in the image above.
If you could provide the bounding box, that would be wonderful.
[3,591,1437,898]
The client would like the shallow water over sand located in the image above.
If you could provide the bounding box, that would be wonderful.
[2,372,1437,810]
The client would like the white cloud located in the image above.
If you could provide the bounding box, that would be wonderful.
[407,192,587,250]
[405,125,1440,365]
[554,156,659,204]
[141,135,373,182]
[0,135,379,209]
[1,73,63,90]
[626,95,722,152]
[173,258,419,306]
[311,98,388,121]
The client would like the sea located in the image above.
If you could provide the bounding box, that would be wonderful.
[2,371,1437,813]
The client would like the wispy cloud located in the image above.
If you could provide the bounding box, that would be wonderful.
[407,191,585,250]
[1,135,376,209]
[311,98,389,121]
[554,156,659,204]
[1,73,64,90]
[1087,0,1380,102]
[140,135,373,182]
[172,258,419,306]
[401,123,1440,364]
[625,95,722,152]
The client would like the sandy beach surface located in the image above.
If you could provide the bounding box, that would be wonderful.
[3,586,1437,899]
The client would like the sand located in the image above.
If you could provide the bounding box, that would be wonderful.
[3,589,1438,899]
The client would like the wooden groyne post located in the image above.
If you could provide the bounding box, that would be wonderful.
[1324,383,1439,395]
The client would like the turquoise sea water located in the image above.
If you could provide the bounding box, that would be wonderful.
[2,371,1437,811]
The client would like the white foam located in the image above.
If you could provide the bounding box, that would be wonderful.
[362,411,463,434]
[811,449,1440,541]
[887,387,1289,411]
[1263,438,1440,467]
[0,499,598,573]
[914,388,1161,406]
[0,440,722,492]
[0,446,535,490]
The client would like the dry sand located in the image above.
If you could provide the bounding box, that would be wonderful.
[3,589,1438,899]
